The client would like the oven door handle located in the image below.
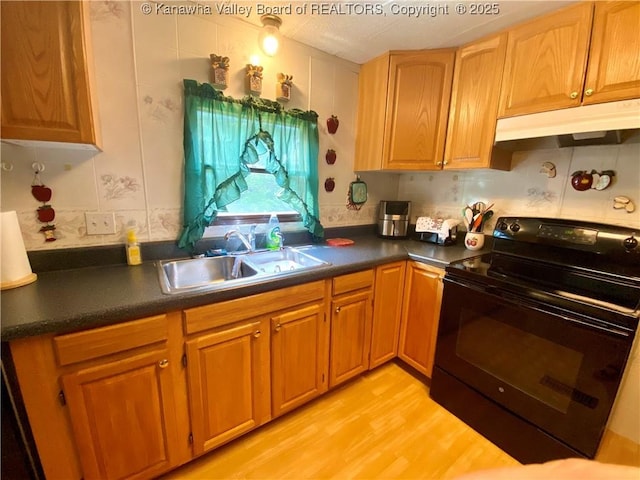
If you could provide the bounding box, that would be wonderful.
[446,277,632,338]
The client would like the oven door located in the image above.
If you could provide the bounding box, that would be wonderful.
[434,276,635,458]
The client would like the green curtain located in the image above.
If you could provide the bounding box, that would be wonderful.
[178,79,324,251]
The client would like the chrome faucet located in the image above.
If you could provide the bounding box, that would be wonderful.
[274,230,284,249]
[248,224,256,251]
[224,230,254,253]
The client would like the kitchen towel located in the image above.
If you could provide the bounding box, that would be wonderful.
[1,211,37,290]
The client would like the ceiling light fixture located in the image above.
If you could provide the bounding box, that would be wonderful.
[259,14,282,57]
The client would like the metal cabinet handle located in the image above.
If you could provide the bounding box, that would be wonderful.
[274,323,281,332]
[443,160,449,166]
[335,306,341,314]
[435,161,442,166]
[584,88,594,96]
[570,91,579,99]
[158,359,169,369]
[253,330,261,338]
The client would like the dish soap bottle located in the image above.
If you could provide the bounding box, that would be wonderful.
[266,214,281,250]
[126,229,142,266]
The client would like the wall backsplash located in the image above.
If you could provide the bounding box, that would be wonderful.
[1,1,638,253]
[398,143,639,231]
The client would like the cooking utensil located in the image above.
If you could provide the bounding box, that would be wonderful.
[463,207,474,229]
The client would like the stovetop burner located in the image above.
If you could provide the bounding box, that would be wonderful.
[446,217,640,329]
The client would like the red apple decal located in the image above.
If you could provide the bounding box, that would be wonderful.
[37,205,55,223]
[32,185,52,202]
[325,149,337,165]
[324,177,335,192]
[466,237,478,247]
[326,115,339,134]
[571,170,593,191]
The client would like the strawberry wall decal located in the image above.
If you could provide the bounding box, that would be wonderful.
[325,149,337,165]
[324,177,336,192]
[326,115,339,134]
[31,163,56,242]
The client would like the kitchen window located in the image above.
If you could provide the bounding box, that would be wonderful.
[178,79,323,251]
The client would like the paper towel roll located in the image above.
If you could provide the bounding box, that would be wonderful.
[1,211,37,290]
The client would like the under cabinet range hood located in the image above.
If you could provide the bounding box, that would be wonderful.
[494,99,640,146]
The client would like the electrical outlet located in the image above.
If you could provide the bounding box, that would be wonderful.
[85,212,116,235]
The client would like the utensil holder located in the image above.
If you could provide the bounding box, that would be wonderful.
[464,232,484,251]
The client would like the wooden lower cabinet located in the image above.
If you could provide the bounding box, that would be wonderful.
[185,319,270,456]
[398,262,445,377]
[8,312,191,480]
[329,271,374,387]
[271,302,328,417]
[369,261,406,369]
[7,267,439,479]
[61,348,180,480]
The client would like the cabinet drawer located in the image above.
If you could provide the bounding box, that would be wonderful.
[53,314,168,366]
[183,280,325,335]
[332,269,374,296]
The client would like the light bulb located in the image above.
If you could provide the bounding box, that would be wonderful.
[259,15,282,57]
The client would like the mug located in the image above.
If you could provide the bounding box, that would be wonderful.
[464,232,484,251]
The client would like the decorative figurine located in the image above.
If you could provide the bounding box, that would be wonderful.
[246,64,263,96]
[276,73,293,102]
[210,54,230,89]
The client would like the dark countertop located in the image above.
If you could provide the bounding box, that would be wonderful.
[0,236,488,341]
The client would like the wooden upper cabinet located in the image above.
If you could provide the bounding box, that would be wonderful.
[498,2,593,117]
[499,1,640,118]
[354,49,455,171]
[354,54,390,171]
[583,1,640,105]
[0,1,100,148]
[444,34,510,170]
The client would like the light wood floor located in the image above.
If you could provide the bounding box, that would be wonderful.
[162,361,520,479]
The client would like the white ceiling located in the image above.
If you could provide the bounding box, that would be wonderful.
[236,0,575,64]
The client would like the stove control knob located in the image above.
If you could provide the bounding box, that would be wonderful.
[510,223,521,233]
[623,236,638,251]
[498,221,508,231]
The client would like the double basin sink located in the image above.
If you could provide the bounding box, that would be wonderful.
[157,247,330,294]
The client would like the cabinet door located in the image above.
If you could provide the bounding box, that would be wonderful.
[185,320,270,455]
[354,53,390,171]
[369,262,406,369]
[0,1,98,146]
[61,349,180,480]
[329,291,372,387]
[398,262,444,377]
[444,34,510,171]
[383,50,455,170]
[271,303,328,417]
[583,1,640,105]
[498,3,593,117]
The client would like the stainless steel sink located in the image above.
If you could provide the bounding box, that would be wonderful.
[243,247,330,275]
[157,256,259,294]
[157,247,330,295]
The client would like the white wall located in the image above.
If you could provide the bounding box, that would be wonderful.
[1,1,390,251]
